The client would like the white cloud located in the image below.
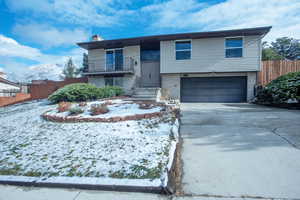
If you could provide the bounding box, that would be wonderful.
[0,34,42,60]
[142,0,207,29]
[13,23,89,48]
[0,34,66,64]
[142,0,300,42]
[5,0,133,27]
[0,35,85,80]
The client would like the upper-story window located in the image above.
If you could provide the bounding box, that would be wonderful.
[175,41,191,60]
[225,37,243,58]
[106,49,123,71]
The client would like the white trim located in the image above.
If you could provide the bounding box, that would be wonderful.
[224,37,244,58]
[105,48,123,51]
[175,40,192,60]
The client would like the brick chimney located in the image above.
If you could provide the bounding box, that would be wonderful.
[91,34,103,41]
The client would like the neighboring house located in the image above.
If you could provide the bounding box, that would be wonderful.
[77,26,271,103]
[0,73,20,97]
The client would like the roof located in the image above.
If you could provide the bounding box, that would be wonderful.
[0,77,20,87]
[77,26,272,50]
[0,82,20,91]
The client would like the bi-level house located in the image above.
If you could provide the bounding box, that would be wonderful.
[77,26,271,103]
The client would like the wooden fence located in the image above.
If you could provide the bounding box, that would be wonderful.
[258,60,300,86]
[29,77,88,100]
[0,93,31,107]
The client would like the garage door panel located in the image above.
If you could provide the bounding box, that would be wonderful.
[181,77,247,103]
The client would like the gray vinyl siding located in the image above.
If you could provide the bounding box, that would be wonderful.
[160,35,261,73]
[88,49,106,71]
[87,46,141,95]
[88,46,141,73]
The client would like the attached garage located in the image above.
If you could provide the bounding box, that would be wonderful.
[180,76,247,103]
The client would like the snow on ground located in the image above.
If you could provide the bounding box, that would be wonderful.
[0,100,177,186]
[46,99,163,119]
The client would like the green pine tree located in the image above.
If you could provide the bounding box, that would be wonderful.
[61,58,80,79]
[82,53,88,72]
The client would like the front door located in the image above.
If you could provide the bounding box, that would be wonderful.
[141,61,160,87]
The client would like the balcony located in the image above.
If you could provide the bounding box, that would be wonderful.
[83,57,135,75]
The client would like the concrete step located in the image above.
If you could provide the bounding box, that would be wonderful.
[135,87,159,90]
[132,87,160,101]
[129,97,157,101]
[134,88,158,93]
[132,94,156,98]
[133,92,157,95]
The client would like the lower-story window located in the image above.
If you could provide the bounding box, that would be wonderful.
[105,77,114,86]
[105,77,123,87]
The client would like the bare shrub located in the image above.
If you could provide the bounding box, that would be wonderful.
[90,103,109,115]
[138,102,155,109]
[79,102,87,107]
[69,106,84,116]
[57,102,71,112]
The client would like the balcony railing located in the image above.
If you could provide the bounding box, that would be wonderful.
[83,57,135,75]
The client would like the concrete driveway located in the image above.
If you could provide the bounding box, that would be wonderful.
[180,103,300,199]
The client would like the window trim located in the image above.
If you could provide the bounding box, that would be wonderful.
[175,40,192,60]
[105,48,124,71]
[224,36,244,58]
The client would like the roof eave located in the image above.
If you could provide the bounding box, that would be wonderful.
[77,26,272,50]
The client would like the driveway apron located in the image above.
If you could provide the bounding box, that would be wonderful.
[180,103,300,199]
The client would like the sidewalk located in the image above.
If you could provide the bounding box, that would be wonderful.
[0,185,270,200]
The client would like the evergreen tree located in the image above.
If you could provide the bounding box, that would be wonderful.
[271,37,300,60]
[82,53,88,72]
[61,58,79,79]
[262,41,282,61]
[77,53,88,75]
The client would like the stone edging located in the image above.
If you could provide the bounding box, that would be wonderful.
[41,111,167,123]
[41,100,179,123]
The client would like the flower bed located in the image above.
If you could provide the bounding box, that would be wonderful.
[42,99,173,123]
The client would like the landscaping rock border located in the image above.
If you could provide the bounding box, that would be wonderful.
[42,100,179,123]
[42,111,166,123]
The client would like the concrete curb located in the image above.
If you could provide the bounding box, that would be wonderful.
[0,178,167,194]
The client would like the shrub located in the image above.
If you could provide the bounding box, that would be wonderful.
[48,84,124,103]
[69,106,84,115]
[49,83,99,103]
[57,102,71,112]
[90,103,109,115]
[97,86,124,99]
[256,71,300,104]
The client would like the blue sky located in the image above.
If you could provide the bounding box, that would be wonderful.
[0,0,299,76]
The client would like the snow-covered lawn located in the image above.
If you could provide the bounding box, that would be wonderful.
[0,100,178,187]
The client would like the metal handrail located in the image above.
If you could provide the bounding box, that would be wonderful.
[85,57,135,73]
